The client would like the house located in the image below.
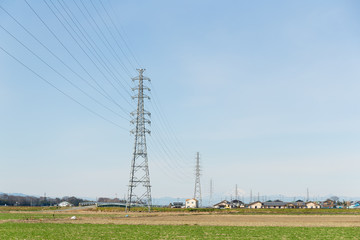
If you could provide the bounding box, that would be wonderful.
[170,202,184,208]
[285,200,305,209]
[185,198,198,208]
[305,202,320,209]
[294,200,306,208]
[231,200,245,208]
[263,200,287,209]
[286,202,296,209]
[248,201,262,209]
[349,202,360,209]
[321,199,335,208]
[213,200,231,209]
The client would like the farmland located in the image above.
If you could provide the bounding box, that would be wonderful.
[1,207,360,239]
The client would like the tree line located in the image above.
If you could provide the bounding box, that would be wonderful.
[0,194,85,206]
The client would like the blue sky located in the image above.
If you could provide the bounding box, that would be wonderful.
[0,0,360,201]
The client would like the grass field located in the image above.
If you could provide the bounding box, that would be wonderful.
[1,223,360,239]
[0,212,72,220]
[0,223,360,239]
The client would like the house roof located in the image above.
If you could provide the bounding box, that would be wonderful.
[263,202,287,207]
[214,200,230,206]
[185,198,198,202]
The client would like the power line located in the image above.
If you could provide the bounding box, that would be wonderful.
[23,0,130,116]
[80,1,193,181]
[0,45,128,130]
[89,0,137,70]
[0,5,129,118]
[150,99,192,166]
[77,0,134,77]
[56,0,133,95]
[69,0,134,88]
[43,0,133,108]
[13,0,194,196]
[147,148,186,183]
[148,143,192,183]
[0,24,130,122]
[150,83,193,163]
[101,0,143,68]
[147,137,192,180]
[150,127,192,179]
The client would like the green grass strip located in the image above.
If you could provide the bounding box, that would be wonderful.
[0,223,360,239]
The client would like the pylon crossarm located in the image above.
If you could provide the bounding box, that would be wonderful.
[132,76,150,81]
[132,94,150,99]
[132,86,150,91]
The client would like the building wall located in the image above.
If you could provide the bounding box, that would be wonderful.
[306,202,320,208]
[248,202,262,209]
[185,199,198,208]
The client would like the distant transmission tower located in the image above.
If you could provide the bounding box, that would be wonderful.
[194,152,202,207]
[126,69,152,211]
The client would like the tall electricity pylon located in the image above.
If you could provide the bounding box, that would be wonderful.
[126,69,152,212]
[194,152,202,207]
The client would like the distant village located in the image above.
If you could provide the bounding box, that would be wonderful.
[1,193,360,210]
[171,198,360,209]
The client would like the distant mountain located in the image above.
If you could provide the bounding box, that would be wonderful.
[152,197,187,206]
[0,192,33,197]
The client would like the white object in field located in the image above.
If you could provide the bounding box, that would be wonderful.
[70,216,76,220]
[58,201,73,207]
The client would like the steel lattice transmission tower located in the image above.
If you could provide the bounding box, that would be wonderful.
[126,69,152,211]
[194,152,202,207]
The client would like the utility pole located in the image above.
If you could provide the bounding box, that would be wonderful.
[209,179,213,207]
[250,189,253,203]
[235,184,238,200]
[126,69,152,212]
[306,188,309,202]
[194,152,202,207]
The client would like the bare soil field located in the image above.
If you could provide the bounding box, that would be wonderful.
[2,210,360,227]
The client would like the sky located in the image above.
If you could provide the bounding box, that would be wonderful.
[0,0,360,202]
